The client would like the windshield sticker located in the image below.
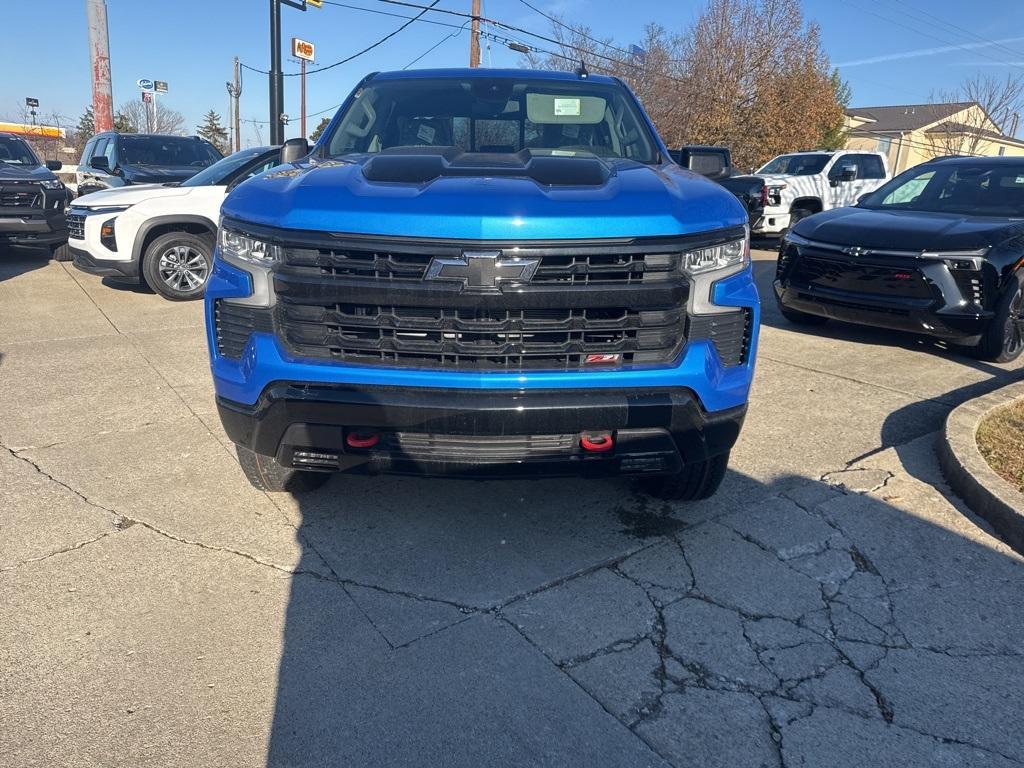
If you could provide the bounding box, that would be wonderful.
[554,98,582,117]
[416,124,437,144]
[551,150,577,156]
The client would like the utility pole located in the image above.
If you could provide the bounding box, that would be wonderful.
[85,0,114,132]
[227,57,242,152]
[469,0,481,68]
[269,0,284,144]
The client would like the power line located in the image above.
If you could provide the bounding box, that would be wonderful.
[889,0,1024,63]
[241,0,440,77]
[404,20,470,69]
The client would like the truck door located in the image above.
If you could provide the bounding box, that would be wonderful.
[853,153,888,196]
[827,155,865,208]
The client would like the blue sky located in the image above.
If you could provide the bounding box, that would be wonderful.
[3,0,1023,148]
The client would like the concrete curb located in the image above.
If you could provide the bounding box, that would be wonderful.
[939,381,1024,553]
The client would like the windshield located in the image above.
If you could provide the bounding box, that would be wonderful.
[758,153,830,176]
[0,136,40,167]
[860,162,1024,218]
[117,135,222,168]
[182,147,272,187]
[325,76,658,163]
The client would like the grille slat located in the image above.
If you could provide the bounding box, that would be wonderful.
[66,213,86,240]
[214,301,274,359]
[790,253,932,300]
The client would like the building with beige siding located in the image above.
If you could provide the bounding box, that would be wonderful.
[844,101,1024,174]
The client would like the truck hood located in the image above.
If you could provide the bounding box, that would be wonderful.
[0,164,58,183]
[222,152,747,240]
[121,165,202,184]
[73,184,194,208]
[793,205,1024,251]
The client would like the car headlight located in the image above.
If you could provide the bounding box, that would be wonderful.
[40,179,64,190]
[218,227,282,266]
[682,237,749,276]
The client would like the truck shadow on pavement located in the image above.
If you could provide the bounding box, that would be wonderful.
[264,468,1024,768]
[0,247,52,283]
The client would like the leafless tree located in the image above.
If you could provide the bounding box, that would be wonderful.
[928,73,1024,157]
[114,100,186,135]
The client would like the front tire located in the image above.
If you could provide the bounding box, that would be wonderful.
[142,231,213,301]
[972,274,1024,363]
[51,242,72,262]
[639,452,729,501]
[235,445,331,494]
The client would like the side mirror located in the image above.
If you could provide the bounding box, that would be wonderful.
[90,155,110,172]
[280,138,310,165]
[46,159,62,171]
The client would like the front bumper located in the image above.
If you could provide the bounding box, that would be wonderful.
[70,245,140,280]
[751,210,790,235]
[0,212,66,248]
[217,383,746,478]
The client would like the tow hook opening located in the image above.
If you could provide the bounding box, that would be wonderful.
[345,429,381,449]
[580,431,615,453]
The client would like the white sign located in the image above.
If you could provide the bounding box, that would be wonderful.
[292,38,315,62]
[137,78,154,91]
[553,98,581,117]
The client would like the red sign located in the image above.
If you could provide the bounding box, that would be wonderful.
[141,91,153,103]
[291,37,315,62]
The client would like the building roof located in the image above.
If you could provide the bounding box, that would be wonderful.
[846,102,976,132]
[923,121,1024,147]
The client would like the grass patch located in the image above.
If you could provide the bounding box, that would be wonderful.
[977,399,1024,493]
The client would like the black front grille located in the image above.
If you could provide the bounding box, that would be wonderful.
[67,213,85,240]
[0,186,40,208]
[257,229,748,372]
[214,300,274,358]
[276,302,685,370]
[280,242,681,286]
[790,254,932,300]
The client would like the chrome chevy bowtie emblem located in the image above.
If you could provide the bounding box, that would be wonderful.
[842,246,869,257]
[424,251,540,292]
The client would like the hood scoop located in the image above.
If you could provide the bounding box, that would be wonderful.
[361,147,612,187]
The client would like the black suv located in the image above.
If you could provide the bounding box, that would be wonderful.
[77,132,222,197]
[775,156,1024,362]
[0,133,70,257]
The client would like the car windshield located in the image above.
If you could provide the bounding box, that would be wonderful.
[859,162,1024,217]
[324,76,659,163]
[182,147,272,187]
[0,136,40,166]
[117,135,221,168]
[758,153,830,175]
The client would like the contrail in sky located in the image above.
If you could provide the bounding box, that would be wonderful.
[837,36,1024,67]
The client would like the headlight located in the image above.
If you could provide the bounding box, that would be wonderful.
[682,237,749,276]
[40,179,64,190]
[218,227,282,266]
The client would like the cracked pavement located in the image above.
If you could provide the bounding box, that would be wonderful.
[2,249,1023,767]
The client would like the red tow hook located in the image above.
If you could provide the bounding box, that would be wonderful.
[346,430,380,449]
[580,432,615,453]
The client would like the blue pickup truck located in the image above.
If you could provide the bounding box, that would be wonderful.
[205,68,759,500]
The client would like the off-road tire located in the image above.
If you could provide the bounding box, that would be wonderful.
[142,231,214,301]
[235,445,331,494]
[51,242,73,262]
[639,452,729,501]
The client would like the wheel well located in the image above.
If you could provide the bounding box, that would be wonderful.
[791,198,823,214]
[140,221,215,261]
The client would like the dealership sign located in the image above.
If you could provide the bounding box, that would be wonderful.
[292,37,315,62]
[137,78,154,92]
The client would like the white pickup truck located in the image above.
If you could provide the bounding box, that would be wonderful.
[743,150,892,235]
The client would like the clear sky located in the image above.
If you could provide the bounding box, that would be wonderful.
[3,0,1023,148]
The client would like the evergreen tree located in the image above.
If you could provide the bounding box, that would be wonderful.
[309,117,331,143]
[197,110,230,154]
[76,107,95,138]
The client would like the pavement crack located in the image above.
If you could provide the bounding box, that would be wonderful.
[0,530,118,572]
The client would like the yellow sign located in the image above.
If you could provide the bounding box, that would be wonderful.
[0,122,64,139]
[307,0,323,7]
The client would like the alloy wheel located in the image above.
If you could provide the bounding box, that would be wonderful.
[158,245,209,293]
[1004,285,1024,358]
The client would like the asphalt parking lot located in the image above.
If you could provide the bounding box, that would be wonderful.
[2,245,1023,768]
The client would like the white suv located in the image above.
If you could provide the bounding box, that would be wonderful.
[68,146,280,300]
[749,150,891,235]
